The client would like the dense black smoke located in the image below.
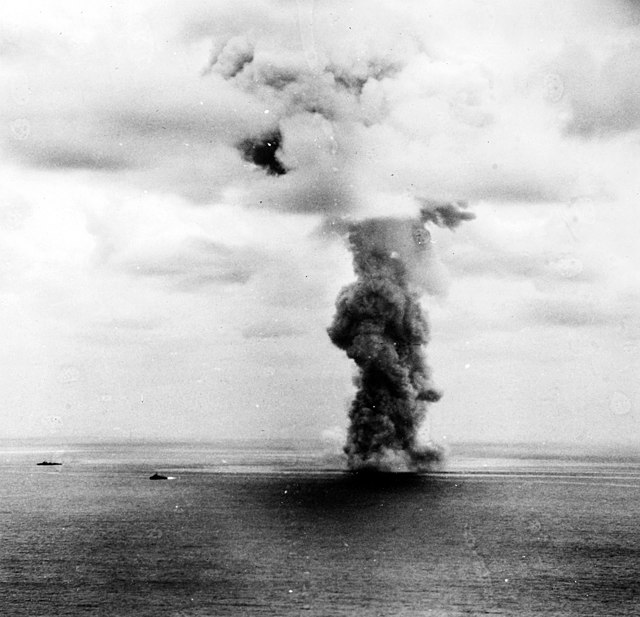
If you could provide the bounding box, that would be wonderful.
[328,202,474,471]
[238,131,287,176]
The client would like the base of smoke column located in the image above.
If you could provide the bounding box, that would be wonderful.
[349,468,419,477]
[345,444,445,474]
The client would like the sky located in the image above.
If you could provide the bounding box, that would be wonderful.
[0,0,639,447]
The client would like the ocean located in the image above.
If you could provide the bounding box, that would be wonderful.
[1,442,639,616]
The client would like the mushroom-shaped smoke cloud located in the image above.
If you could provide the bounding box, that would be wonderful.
[202,5,477,469]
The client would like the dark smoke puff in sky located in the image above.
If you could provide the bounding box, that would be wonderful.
[328,203,474,472]
[420,199,476,229]
[238,131,287,176]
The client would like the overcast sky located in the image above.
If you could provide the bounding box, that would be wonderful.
[0,0,638,446]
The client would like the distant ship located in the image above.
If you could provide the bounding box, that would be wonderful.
[36,461,62,466]
[149,472,168,480]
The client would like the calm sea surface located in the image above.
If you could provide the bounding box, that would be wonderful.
[1,443,639,616]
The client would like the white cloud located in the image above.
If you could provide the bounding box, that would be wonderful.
[0,0,617,214]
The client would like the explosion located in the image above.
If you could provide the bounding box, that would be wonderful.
[204,8,476,470]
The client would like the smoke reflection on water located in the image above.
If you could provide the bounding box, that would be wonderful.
[272,472,446,512]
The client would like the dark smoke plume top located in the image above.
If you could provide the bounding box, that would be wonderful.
[420,199,476,229]
[238,131,287,176]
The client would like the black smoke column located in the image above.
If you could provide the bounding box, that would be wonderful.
[328,203,474,471]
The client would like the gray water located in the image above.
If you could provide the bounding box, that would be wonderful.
[1,443,639,616]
